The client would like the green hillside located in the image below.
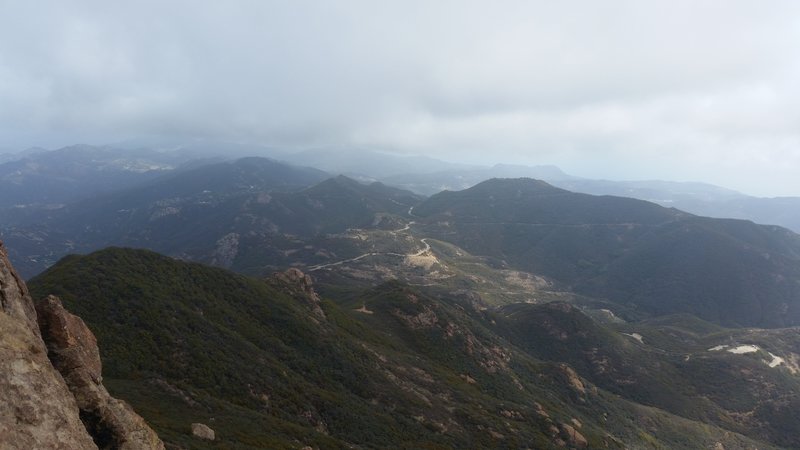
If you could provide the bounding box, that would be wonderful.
[497,302,800,447]
[27,247,792,449]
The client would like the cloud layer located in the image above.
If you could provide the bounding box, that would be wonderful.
[1,1,799,195]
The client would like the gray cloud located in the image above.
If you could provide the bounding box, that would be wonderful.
[1,1,800,195]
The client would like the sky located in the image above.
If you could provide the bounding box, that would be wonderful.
[1,1,800,196]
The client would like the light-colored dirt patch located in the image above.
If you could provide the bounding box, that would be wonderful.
[710,344,790,369]
[503,270,550,290]
[600,309,616,318]
[460,374,477,384]
[728,345,759,354]
[766,351,784,368]
[622,332,644,344]
[404,253,439,270]
[354,304,374,314]
[784,353,800,374]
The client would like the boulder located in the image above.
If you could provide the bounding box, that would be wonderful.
[191,422,216,440]
[559,422,588,448]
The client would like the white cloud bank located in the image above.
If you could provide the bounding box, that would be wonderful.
[1,0,799,195]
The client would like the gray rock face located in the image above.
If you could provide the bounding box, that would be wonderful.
[1,241,164,449]
[0,241,98,449]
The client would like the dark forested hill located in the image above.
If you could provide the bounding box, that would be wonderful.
[414,178,800,327]
[1,157,331,276]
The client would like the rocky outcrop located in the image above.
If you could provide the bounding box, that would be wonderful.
[559,422,588,448]
[190,422,215,440]
[0,242,39,335]
[556,363,586,395]
[37,295,165,450]
[211,232,240,268]
[0,242,98,449]
[0,241,163,449]
[269,268,326,321]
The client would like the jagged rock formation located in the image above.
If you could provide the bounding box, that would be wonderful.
[37,295,165,449]
[0,241,163,449]
[0,242,98,449]
[268,268,326,321]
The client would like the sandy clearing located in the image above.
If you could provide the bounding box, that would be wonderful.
[728,345,759,354]
[766,352,784,368]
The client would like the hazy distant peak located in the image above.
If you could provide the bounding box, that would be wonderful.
[232,155,281,166]
[330,174,363,185]
[470,177,567,194]
[282,148,480,178]
[304,175,364,193]
[489,163,575,180]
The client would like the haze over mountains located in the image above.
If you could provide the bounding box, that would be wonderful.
[3,144,800,232]
[2,143,800,448]
[4,2,800,448]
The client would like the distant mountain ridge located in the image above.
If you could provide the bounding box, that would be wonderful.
[414,178,800,328]
[383,163,800,232]
[6,160,800,331]
[8,143,799,232]
[280,147,481,178]
[0,158,416,277]
[0,144,180,209]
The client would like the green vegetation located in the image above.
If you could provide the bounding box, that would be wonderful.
[28,247,792,449]
[414,178,800,328]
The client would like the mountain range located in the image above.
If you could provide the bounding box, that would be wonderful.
[4,145,800,234]
[2,144,800,448]
[381,163,800,233]
[6,157,800,328]
[413,178,800,328]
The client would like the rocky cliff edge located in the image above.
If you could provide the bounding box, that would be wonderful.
[0,241,164,449]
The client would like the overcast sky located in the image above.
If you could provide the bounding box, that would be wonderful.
[1,1,800,196]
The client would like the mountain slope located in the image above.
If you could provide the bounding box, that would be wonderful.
[497,302,800,447]
[27,247,784,449]
[0,157,331,277]
[414,178,800,327]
